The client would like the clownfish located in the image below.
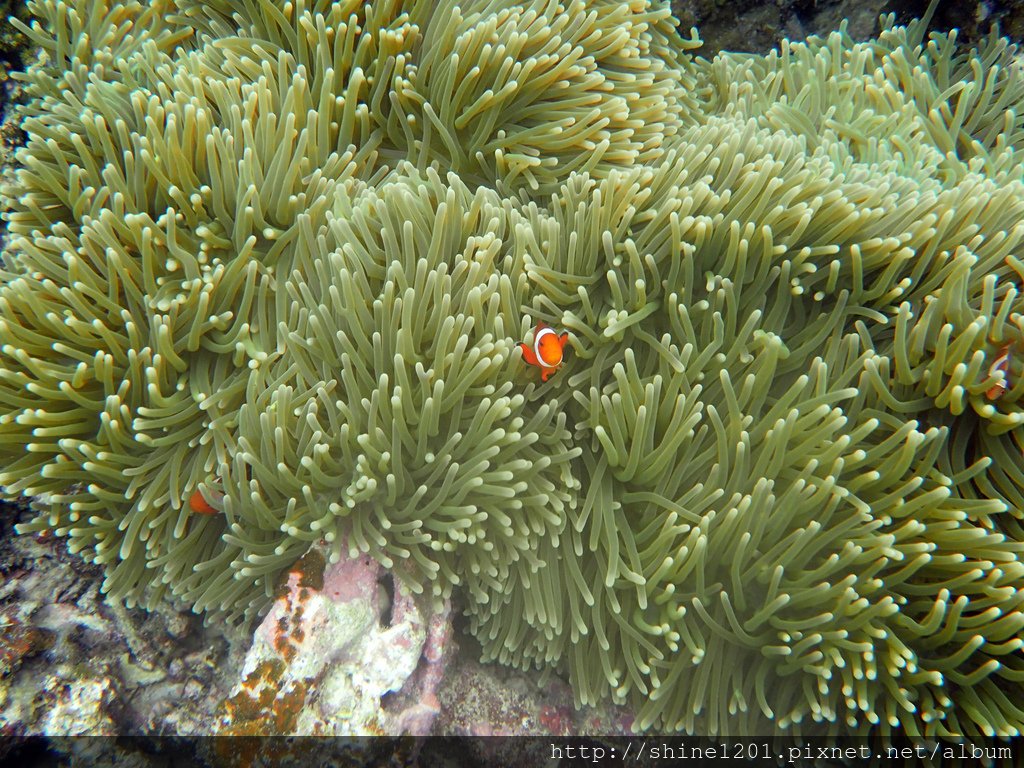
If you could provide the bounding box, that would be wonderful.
[188,486,224,515]
[518,322,569,382]
[986,345,1012,400]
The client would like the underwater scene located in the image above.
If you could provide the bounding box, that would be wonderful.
[1,0,1024,763]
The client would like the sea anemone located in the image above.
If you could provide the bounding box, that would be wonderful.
[2,0,1024,740]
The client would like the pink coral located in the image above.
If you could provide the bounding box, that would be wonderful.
[387,600,454,736]
[215,543,454,739]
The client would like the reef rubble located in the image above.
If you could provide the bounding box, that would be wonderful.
[0,500,632,762]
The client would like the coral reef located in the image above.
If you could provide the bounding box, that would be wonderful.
[1,502,611,758]
[437,656,635,737]
[671,0,1024,57]
[3,0,1024,742]
[213,544,453,737]
[0,0,31,70]
[0,500,246,744]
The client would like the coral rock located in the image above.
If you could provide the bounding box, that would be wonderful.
[0,604,47,678]
[37,676,117,736]
[215,545,452,738]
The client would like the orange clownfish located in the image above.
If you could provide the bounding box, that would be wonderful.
[986,345,1012,400]
[188,486,224,515]
[518,322,569,382]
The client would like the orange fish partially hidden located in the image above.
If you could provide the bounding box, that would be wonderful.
[189,486,224,515]
[986,345,1012,400]
[518,322,569,382]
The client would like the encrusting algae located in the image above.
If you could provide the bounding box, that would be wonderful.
[2,0,1024,741]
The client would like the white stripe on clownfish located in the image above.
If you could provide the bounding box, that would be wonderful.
[986,345,1012,400]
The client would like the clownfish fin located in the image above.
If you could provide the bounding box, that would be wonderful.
[986,347,1012,400]
[518,341,539,366]
[558,332,568,346]
[986,383,1006,400]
